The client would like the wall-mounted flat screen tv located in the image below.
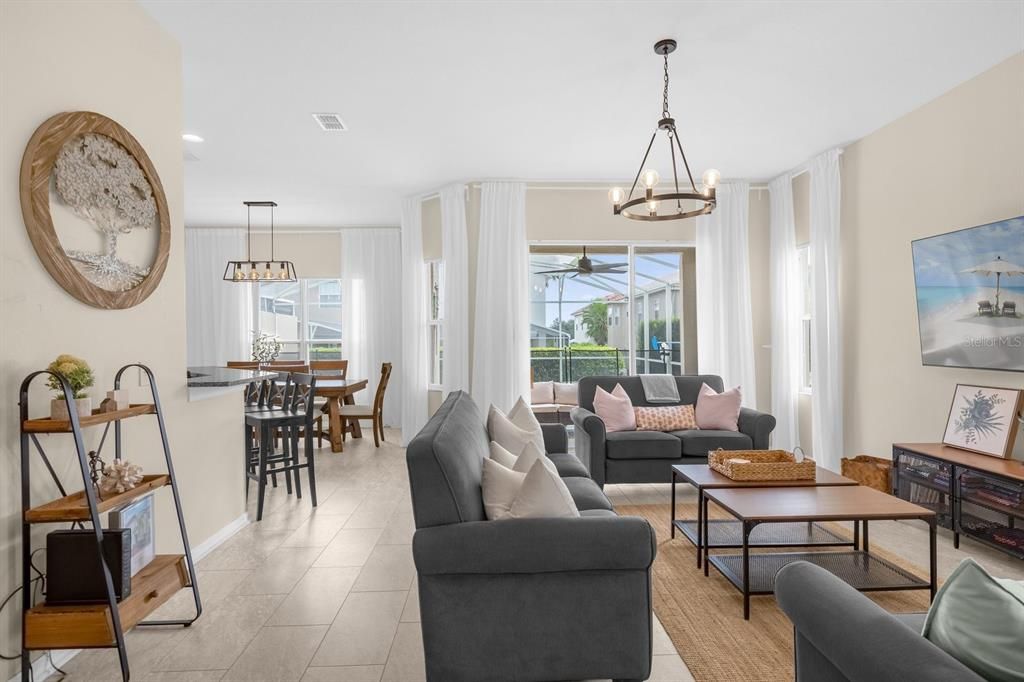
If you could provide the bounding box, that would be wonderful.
[911,215,1024,373]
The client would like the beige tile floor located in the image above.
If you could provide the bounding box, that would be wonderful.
[50,435,1023,682]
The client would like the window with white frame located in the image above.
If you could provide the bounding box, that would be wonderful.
[254,278,342,360]
[796,245,812,392]
[427,260,444,389]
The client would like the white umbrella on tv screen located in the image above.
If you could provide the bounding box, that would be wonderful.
[960,255,1024,311]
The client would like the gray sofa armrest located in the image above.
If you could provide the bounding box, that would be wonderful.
[413,516,655,576]
[776,561,984,682]
[570,406,607,486]
[738,406,776,449]
[540,423,568,454]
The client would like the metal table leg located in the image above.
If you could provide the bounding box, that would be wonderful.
[670,468,677,539]
[863,519,870,554]
[702,492,710,577]
[929,516,938,601]
[695,483,703,568]
[742,520,751,621]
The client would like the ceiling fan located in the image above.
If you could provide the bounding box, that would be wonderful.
[534,247,628,277]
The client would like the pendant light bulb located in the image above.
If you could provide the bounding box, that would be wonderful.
[647,200,658,215]
[607,187,625,205]
[701,169,721,189]
[248,263,260,281]
[278,263,289,280]
[641,169,660,189]
[232,263,244,281]
[263,262,273,279]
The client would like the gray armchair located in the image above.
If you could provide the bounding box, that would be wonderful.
[572,375,777,487]
[407,391,656,682]
[776,561,983,682]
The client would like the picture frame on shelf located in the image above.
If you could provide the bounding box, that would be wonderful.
[108,493,155,576]
[942,384,1023,459]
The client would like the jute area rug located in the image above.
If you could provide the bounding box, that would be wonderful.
[617,503,934,682]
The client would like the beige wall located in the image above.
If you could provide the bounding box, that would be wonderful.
[0,2,243,674]
[841,52,1024,459]
[747,189,772,412]
[250,230,341,278]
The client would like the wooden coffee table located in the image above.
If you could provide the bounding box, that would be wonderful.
[700,485,938,619]
[671,464,859,568]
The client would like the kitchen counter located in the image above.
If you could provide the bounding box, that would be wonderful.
[187,366,276,401]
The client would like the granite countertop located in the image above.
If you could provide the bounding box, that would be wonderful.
[186,366,278,388]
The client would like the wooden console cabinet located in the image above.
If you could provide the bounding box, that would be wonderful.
[893,443,1024,560]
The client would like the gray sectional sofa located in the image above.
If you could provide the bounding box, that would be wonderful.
[406,390,656,682]
[776,561,984,681]
[572,374,777,487]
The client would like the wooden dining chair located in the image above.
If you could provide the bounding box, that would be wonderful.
[310,360,348,377]
[338,363,393,448]
[227,360,260,369]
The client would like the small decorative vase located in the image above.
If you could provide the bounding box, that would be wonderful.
[50,397,92,421]
[106,389,130,411]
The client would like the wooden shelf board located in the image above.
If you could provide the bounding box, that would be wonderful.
[25,474,169,523]
[25,554,189,650]
[23,403,156,433]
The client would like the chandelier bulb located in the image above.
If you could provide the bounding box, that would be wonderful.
[641,169,660,189]
[607,187,625,205]
[232,263,244,281]
[702,169,721,189]
[647,200,658,216]
[248,263,260,281]
[278,263,290,280]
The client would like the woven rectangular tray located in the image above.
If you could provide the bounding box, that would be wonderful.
[708,449,816,481]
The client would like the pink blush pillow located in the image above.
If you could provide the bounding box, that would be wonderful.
[593,384,636,432]
[695,383,742,431]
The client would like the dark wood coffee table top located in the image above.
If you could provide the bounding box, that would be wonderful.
[673,464,856,489]
[704,485,937,522]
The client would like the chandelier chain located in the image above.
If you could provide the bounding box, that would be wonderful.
[662,53,671,118]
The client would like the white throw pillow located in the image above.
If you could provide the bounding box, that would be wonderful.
[488,402,546,454]
[508,397,546,451]
[530,381,555,405]
[489,441,519,469]
[481,458,526,520]
[508,460,580,519]
[510,441,558,476]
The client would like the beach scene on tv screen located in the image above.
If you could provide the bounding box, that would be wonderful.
[912,216,1024,372]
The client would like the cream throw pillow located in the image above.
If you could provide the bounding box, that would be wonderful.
[507,460,579,519]
[481,458,526,520]
[489,440,557,475]
[488,400,546,454]
[922,558,1024,681]
[488,441,519,469]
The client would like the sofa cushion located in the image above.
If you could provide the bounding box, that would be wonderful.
[606,430,682,460]
[489,402,545,454]
[530,381,554,404]
[672,429,752,456]
[481,457,525,520]
[546,452,590,479]
[562,476,615,511]
[530,403,558,414]
[553,382,578,406]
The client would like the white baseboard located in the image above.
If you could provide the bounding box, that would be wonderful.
[6,513,250,682]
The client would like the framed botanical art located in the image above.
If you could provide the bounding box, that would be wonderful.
[942,384,1023,458]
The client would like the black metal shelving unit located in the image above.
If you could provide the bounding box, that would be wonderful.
[19,364,202,682]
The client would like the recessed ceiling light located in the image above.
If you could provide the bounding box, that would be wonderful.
[182,133,204,143]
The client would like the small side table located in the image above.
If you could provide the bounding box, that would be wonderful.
[670,464,859,568]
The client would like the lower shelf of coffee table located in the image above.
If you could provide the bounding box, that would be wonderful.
[674,519,852,548]
[708,551,929,595]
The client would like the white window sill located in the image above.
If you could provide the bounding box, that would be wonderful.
[799,388,813,396]
[428,384,444,392]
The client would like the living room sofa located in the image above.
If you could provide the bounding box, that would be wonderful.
[406,390,656,682]
[571,374,776,487]
[776,561,984,681]
[528,380,577,425]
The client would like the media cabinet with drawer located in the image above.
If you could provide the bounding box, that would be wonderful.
[893,443,1024,560]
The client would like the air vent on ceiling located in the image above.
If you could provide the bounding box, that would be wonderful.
[312,113,347,132]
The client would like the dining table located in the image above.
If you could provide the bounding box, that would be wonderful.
[315,377,368,453]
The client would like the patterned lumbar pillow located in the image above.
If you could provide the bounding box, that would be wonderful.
[634,404,698,432]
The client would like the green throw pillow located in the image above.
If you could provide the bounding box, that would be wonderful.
[922,558,1024,681]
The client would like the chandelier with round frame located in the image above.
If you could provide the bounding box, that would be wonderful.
[608,39,719,222]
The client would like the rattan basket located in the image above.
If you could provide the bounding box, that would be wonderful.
[841,455,892,493]
[708,448,816,481]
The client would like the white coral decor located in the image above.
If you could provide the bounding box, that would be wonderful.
[53,133,157,291]
[100,459,144,495]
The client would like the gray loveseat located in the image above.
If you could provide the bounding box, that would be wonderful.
[406,391,656,682]
[776,561,984,681]
[571,375,777,487]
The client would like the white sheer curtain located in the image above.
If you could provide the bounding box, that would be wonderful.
[400,198,429,444]
[809,149,843,470]
[340,228,403,427]
[185,228,252,366]
[472,181,529,413]
[768,174,801,449]
[695,182,758,406]
[440,184,470,393]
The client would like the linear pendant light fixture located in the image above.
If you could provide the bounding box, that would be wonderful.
[223,201,297,282]
[608,39,719,221]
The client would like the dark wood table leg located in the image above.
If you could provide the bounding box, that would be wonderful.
[702,493,710,577]
[929,516,938,601]
[695,483,703,568]
[328,397,344,453]
[343,391,363,439]
[670,469,677,539]
[742,520,751,621]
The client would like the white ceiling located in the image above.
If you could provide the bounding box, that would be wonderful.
[142,0,1023,228]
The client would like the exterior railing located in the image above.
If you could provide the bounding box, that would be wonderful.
[530,346,684,383]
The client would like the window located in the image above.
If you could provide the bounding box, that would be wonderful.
[427,260,444,389]
[254,278,342,361]
[797,245,812,392]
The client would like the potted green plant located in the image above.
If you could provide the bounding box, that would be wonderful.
[46,354,95,420]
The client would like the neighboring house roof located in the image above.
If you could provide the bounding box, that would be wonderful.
[571,292,627,317]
